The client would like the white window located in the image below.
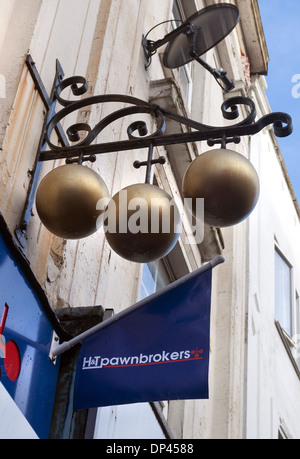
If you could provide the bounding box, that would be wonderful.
[93,403,167,439]
[171,0,193,111]
[140,259,171,299]
[296,291,300,337]
[274,248,292,336]
[294,291,300,368]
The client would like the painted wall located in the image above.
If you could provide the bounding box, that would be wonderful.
[246,83,300,438]
[0,0,299,439]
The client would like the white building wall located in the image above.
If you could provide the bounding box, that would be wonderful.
[0,0,299,440]
[246,80,300,439]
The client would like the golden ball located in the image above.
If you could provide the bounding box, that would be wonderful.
[104,183,181,263]
[36,164,109,239]
[182,149,260,227]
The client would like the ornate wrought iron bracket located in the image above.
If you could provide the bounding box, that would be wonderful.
[41,84,293,161]
[15,56,69,247]
[15,55,293,247]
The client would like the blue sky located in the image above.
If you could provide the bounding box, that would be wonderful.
[258,0,300,203]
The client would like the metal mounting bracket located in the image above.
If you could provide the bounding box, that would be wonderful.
[49,331,60,365]
[14,55,293,250]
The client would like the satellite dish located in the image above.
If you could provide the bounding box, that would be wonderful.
[163,4,240,69]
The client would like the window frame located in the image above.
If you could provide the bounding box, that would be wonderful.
[140,258,174,299]
[274,243,300,377]
[274,245,293,338]
[169,0,193,112]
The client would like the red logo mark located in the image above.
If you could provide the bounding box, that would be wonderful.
[0,304,21,382]
[191,348,204,359]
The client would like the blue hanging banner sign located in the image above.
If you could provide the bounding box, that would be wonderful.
[0,214,66,439]
[73,256,224,409]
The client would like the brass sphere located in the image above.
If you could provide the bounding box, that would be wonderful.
[104,183,181,263]
[36,164,109,239]
[182,149,260,228]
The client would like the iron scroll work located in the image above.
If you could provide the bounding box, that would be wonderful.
[43,79,293,162]
[16,56,293,246]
